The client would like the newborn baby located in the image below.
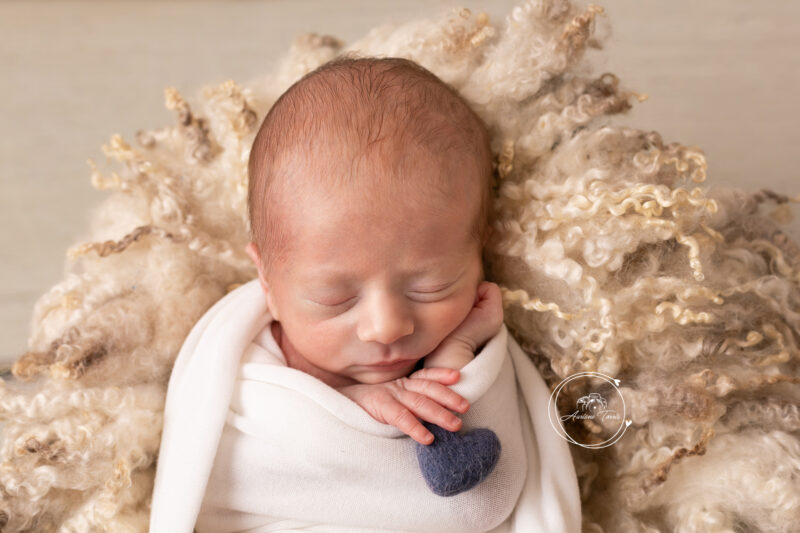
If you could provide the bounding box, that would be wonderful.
[244,54,503,477]
[149,55,582,533]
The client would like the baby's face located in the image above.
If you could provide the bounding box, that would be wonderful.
[248,146,484,388]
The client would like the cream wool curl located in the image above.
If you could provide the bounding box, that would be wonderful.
[2,0,799,531]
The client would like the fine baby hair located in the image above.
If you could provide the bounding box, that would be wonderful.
[1,0,799,531]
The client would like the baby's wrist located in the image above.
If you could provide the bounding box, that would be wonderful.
[423,338,476,370]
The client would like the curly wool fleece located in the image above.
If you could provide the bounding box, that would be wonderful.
[2,1,799,531]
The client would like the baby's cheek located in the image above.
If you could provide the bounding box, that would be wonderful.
[283,315,339,351]
[420,297,473,340]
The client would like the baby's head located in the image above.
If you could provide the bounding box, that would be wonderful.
[246,55,494,386]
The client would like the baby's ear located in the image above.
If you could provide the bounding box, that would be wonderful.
[245,242,281,321]
[246,242,270,293]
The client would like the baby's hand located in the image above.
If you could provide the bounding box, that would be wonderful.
[337,367,470,445]
[436,281,504,355]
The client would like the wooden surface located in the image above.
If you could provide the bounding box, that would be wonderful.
[1,0,798,362]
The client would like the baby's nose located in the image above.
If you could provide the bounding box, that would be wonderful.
[356,294,414,345]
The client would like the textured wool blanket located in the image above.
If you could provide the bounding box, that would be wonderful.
[149,280,581,533]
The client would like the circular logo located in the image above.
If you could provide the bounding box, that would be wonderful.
[547,371,632,449]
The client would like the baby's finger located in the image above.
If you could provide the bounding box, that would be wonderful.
[383,402,434,445]
[407,367,460,385]
[403,378,470,414]
[395,389,464,432]
[476,280,494,298]
[476,281,501,306]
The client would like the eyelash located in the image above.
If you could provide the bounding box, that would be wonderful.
[316,286,451,307]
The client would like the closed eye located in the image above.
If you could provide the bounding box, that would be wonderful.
[410,288,447,295]
[309,281,456,307]
[313,297,355,307]
[408,282,455,300]
[410,280,455,293]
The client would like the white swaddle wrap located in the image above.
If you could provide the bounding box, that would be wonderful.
[149,280,581,533]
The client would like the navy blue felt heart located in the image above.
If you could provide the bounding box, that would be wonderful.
[415,422,501,497]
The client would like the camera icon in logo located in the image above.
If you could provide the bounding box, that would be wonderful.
[576,392,608,416]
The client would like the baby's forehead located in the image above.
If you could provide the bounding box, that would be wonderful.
[285,188,477,276]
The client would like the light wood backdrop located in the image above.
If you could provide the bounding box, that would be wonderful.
[1,0,798,362]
